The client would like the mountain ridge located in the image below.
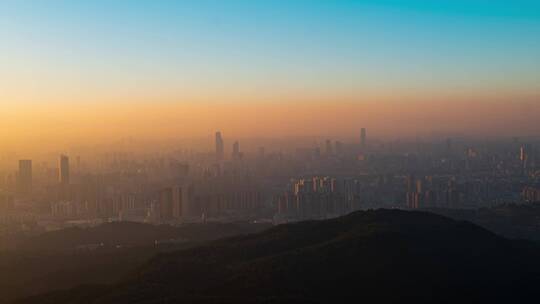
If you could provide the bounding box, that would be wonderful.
[17,209,540,304]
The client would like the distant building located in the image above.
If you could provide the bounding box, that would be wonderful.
[522,186,540,203]
[520,145,528,170]
[520,145,527,162]
[215,131,224,161]
[59,155,70,185]
[171,161,190,179]
[406,176,429,209]
[159,187,175,220]
[18,159,32,194]
[159,185,191,221]
[361,128,367,148]
[232,141,242,160]
[276,177,360,221]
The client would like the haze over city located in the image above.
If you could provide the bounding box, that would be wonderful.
[1,1,540,304]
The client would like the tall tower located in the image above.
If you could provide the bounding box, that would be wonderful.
[215,132,224,161]
[520,145,527,162]
[159,187,174,221]
[232,141,240,160]
[171,185,191,219]
[59,155,70,185]
[360,128,367,148]
[520,145,528,172]
[18,160,32,194]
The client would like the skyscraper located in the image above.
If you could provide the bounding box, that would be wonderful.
[59,155,70,185]
[161,185,192,220]
[360,128,367,148]
[18,160,32,194]
[520,145,529,172]
[232,141,240,160]
[520,145,527,162]
[215,131,224,161]
[159,187,174,221]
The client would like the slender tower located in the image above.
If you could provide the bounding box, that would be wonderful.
[215,132,224,161]
[360,128,367,148]
[59,154,70,185]
[232,141,240,160]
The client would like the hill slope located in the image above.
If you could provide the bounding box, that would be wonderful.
[0,222,270,304]
[18,210,540,304]
[15,221,271,252]
[427,203,540,240]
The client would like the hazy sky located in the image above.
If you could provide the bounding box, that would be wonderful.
[1,0,539,150]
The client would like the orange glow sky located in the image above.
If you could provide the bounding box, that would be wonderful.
[2,91,539,153]
[1,1,539,153]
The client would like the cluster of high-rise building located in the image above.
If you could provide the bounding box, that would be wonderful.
[1,128,540,231]
[275,177,362,222]
[215,131,244,162]
[405,176,460,209]
[11,155,71,197]
[149,185,191,221]
[522,186,540,203]
[48,170,267,224]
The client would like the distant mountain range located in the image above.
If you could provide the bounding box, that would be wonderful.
[17,210,540,304]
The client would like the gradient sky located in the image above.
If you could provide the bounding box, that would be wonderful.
[1,1,540,150]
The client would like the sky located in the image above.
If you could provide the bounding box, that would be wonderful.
[1,0,539,151]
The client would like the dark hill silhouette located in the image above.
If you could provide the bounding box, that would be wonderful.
[17,210,540,304]
[427,202,540,240]
[0,222,270,304]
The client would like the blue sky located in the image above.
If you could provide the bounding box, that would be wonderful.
[1,0,539,103]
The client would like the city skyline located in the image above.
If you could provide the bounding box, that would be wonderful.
[2,2,540,303]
